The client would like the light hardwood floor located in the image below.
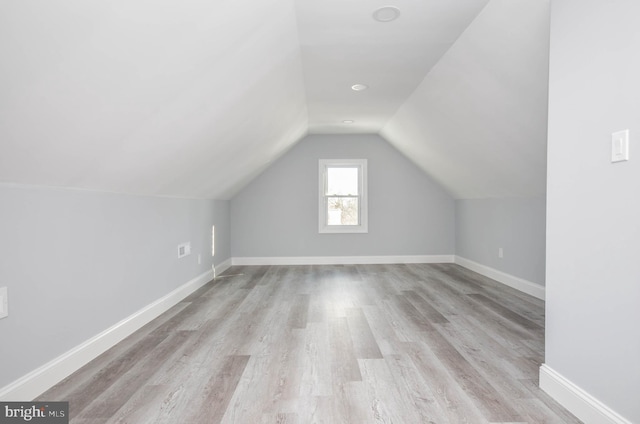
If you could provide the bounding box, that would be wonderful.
[38,264,581,423]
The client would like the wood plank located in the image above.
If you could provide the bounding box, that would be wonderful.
[36,264,581,424]
[345,307,383,359]
[184,355,250,423]
[358,358,425,423]
[288,294,310,329]
[104,385,167,424]
[402,289,450,324]
[383,353,450,423]
[329,317,362,384]
[37,301,190,402]
[417,327,523,422]
[467,293,543,331]
[73,330,192,420]
[401,341,490,424]
[297,322,332,397]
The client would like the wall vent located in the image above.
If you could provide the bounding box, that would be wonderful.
[178,242,191,258]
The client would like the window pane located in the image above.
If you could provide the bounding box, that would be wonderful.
[327,197,359,225]
[327,167,358,195]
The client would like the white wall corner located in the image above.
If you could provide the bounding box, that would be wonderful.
[231,255,455,266]
[0,269,214,401]
[454,256,545,300]
[539,364,633,424]
[215,257,233,275]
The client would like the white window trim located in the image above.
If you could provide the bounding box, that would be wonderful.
[318,159,368,234]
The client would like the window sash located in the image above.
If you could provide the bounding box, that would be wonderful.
[324,166,360,196]
[325,195,360,226]
[319,159,368,233]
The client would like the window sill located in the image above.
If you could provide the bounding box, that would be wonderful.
[319,225,368,234]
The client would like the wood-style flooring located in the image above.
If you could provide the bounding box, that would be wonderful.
[38,264,581,423]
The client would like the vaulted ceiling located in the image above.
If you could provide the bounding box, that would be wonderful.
[0,0,549,200]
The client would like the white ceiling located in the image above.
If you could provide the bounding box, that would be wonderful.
[297,0,490,134]
[0,0,549,199]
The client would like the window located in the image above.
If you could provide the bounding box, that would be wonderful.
[319,159,368,233]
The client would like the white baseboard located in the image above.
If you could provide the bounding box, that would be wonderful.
[215,258,232,275]
[454,256,545,300]
[0,268,216,401]
[539,364,632,424]
[231,255,455,266]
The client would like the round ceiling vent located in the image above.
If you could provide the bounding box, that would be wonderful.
[373,6,401,22]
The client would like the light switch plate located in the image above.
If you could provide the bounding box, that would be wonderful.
[611,129,629,162]
[0,287,8,319]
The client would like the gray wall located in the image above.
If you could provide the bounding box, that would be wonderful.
[546,0,640,421]
[455,197,546,285]
[231,134,455,257]
[0,184,230,389]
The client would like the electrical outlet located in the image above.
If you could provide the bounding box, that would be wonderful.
[198,254,202,265]
[0,287,8,319]
[498,248,504,258]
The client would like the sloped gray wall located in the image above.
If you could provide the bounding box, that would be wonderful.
[455,197,546,286]
[0,184,230,390]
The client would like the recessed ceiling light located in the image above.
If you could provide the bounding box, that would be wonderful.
[343,120,355,124]
[373,6,401,22]
[351,84,368,91]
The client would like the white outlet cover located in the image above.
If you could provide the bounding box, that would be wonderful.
[0,287,8,319]
[611,129,629,162]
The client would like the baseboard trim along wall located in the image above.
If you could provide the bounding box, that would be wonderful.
[454,256,545,300]
[231,255,455,266]
[0,262,230,401]
[539,364,632,424]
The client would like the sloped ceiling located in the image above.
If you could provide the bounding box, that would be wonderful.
[297,0,490,134]
[382,0,550,198]
[0,0,307,199]
[0,0,549,200]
